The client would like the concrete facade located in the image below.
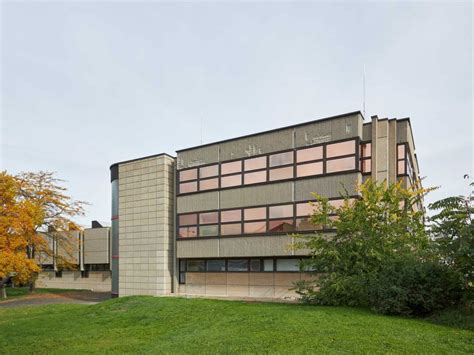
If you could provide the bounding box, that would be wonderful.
[37,271,111,292]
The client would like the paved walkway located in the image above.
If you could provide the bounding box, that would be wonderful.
[0,291,110,308]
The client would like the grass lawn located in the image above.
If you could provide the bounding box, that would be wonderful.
[0,287,84,301]
[0,296,472,354]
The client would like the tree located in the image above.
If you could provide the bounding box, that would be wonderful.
[428,182,474,299]
[0,171,86,298]
[292,179,435,310]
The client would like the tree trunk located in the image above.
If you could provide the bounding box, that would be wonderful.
[29,273,38,293]
[0,282,6,299]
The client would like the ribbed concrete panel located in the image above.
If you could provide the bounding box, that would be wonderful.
[295,173,360,201]
[219,129,293,162]
[176,239,220,258]
[220,182,293,209]
[177,191,219,214]
[55,231,80,265]
[388,120,397,183]
[294,113,362,148]
[83,228,109,264]
[37,271,111,292]
[219,236,308,257]
[362,123,372,141]
[177,145,219,169]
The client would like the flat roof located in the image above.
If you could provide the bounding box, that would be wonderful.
[110,152,175,170]
[176,110,363,153]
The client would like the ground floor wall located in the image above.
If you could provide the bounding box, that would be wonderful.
[177,272,314,299]
[37,271,112,292]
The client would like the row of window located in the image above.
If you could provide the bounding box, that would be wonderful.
[181,258,304,273]
[178,199,350,238]
[178,139,359,194]
[360,142,372,174]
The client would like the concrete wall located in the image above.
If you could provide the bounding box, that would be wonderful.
[37,271,111,292]
[178,272,314,299]
[83,228,110,265]
[118,155,174,296]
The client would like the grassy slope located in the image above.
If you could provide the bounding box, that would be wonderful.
[0,287,83,300]
[0,296,472,354]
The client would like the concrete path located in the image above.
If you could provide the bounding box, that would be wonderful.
[0,291,110,308]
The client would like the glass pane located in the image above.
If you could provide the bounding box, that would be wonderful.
[221,209,241,223]
[296,161,323,177]
[326,157,355,173]
[269,219,294,232]
[244,171,267,185]
[329,199,346,209]
[199,225,218,237]
[295,218,320,231]
[297,146,323,163]
[263,259,274,271]
[221,161,242,175]
[187,260,205,272]
[276,259,300,271]
[180,181,197,193]
[179,214,197,226]
[269,151,293,167]
[179,226,198,238]
[398,160,405,174]
[207,260,226,272]
[269,204,293,219]
[221,174,242,188]
[361,159,371,173]
[296,202,317,217]
[221,223,242,236]
[398,144,405,159]
[199,165,218,178]
[244,221,266,234]
[199,212,218,225]
[244,156,267,171]
[269,166,293,181]
[244,207,266,221]
[228,259,248,272]
[326,140,355,158]
[179,168,197,181]
[361,143,372,158]
[199,178,218,191]
[250,259,261,272]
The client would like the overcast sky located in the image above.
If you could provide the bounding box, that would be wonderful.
[1,1,472,226]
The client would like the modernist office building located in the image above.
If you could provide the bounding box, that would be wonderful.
[110,111,420,299]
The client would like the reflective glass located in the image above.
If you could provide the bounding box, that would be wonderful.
[269,219,294,232]
[221,161,242,175]
[269,204,293,219]
[179,168,197,181]
[361,143,372,157]
[398,144,406,159]
[180,181,197,193]
[326,140,355,158]
[263,259,274,271]
[297,146,323,163]
[206,260,226,272]
[179,226,198,238]
[250,259,261,272]
[326,157,355,173]
[199,212,218,225]
[244,171,267,185]
[244,207,266,221]
[296,202,317,217]
[228,259,248,272]
[269,166,294,181]
[199,178,218,191]
[276,259,300,271]
[296,161,323,177]
[361,159,371,173]
[398,160,406,174]
[269,151,293,167]
[221,209,241,223]
[199,225,218,237]
[221,174,242,188]
[244,156,267,171]
[179,214,197,226]
[244,221,266,234]
[199,165,218,178]
[220,223,242,236]
[186,260,205,272]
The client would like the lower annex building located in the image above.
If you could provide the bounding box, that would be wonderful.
[109,111,421,299]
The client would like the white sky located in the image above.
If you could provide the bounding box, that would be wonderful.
[1,1,472,226]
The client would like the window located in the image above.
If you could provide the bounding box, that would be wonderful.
[269,219,294,232]
[179,214,197,226]
[179,226,197,238]
[360,142,372,173]
[81,270,89,278]
[398,144,405,159]
[361,143,371,157]
[244,221,266,234]
[269,166,293,181]
[55,270,63,278]
[398,160,406,175]
[361,159,371,173]
[244,207,266,220]
[221,161,241,175]
[244,156,266,171]
[326,140,355,158]
[276,259,300,272]
[295,218,319,231]
[297,146,323,163]
[199,165,218,178]
[179,259,186,284]
[221,174,241,188]
[263,259,274,272]
[269,151,293,167]
[296,202,317,216]
[397,144,407,175]
[221,209,241,223]
[207,260,226,272]
[187,260,205,272]
[269,204,293,219]
[199,178,218,191]
[179,168,197,181]
[296,161,323,177]
[221,223,242,236]
[199,212,218,224]
[250,259,261,272]
[326,156,355,173]
[244,170,266,185]
[179,181,197,193]
[228,259,248,272]
[199,225,218,237]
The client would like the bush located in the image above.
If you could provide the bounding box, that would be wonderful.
[368,258,463,316]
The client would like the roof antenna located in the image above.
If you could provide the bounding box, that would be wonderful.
[363,64,366,118]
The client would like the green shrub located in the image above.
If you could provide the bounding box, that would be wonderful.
[368,258,463,316]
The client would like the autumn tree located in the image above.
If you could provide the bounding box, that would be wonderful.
[0,171,86,298]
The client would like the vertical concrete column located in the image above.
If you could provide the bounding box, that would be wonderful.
[110,165,119,298]
[371,117,390,182]
[388,120,397,183]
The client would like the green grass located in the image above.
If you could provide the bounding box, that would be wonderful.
[0,296,472,354]
[0,287,84,301]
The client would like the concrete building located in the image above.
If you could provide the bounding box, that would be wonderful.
[37,222,112,292]
[110,111,420,299]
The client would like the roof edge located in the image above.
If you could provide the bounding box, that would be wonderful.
[109,152,175,170]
